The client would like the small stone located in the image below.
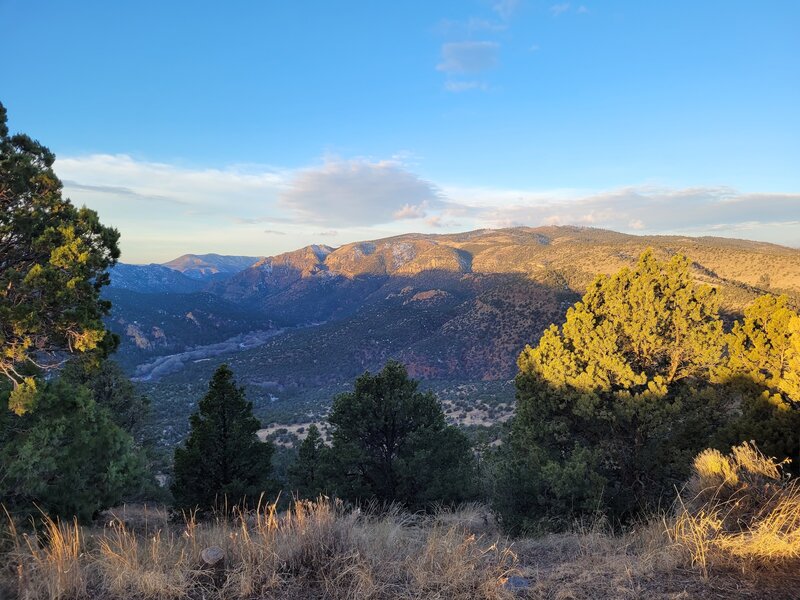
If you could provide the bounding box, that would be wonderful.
[200,546,225,567]
[503,575,531,590]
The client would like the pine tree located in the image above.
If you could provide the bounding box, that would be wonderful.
[325,361,478,509]
[0,102,120,412]
[287,424,328,499]
[498,250,727,528]
[172,364,274,511]
[0,379,146,522]
[62,358,150,442]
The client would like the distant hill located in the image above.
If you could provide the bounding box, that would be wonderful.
[109,227,800,438]
[189,227,797,388]
[108,263,206,294]
[162,253,261,280]
[109,253,260,295]
[213,226,800,315]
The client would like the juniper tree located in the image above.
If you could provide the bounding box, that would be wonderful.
[172,365,275,511]
[496,251,727,529]
[61,358,151,442]
[325,361,478,509]
[0,379,146,522]
[717,294,800,469]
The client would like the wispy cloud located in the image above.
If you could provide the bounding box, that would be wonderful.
[443,184,800,242]
[493,0,520,19]
[54,153,800,262]
[57,154,287,209]
[393,203,428,219]
[437,41,499,74]
[550,3,589,16]
[444,80,489,93]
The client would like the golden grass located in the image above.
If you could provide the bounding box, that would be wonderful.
[672,441,800,579]
[4,498,517,600]
[5,443,799,600]
[9,513,87,600]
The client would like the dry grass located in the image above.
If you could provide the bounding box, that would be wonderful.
[671,441,800,582]
[3,498,517,600]
[6,444,800,600]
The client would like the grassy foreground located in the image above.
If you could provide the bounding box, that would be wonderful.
[3,443,798,600]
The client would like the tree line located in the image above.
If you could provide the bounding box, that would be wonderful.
[1,101,798,531]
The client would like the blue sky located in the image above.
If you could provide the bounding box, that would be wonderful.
[3,0,799,262]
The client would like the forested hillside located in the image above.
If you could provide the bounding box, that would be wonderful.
[106,227,800,445]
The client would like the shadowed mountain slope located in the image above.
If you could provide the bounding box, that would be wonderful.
[115,226,800,384]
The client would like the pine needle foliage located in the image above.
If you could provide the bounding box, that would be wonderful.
[172,364,274,511]
[0,102,120,412]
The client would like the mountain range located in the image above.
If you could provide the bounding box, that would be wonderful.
[103,227,800,440]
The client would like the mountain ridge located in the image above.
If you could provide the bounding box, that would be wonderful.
[161,253,262,280]
[212,226,800,307]
[108,227,800,370]
[108,226,800,444]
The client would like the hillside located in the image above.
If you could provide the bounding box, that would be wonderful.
[104,288,271,370]
[108,263,206,294]
[193,226,799,381]
[103,227,800,445]
[216,226,800,304]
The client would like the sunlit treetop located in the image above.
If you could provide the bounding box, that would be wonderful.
[0,102,120,413]
[519,249,724,394]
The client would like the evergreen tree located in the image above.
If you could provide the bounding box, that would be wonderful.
[325,361,478,509]
[717,295,800,469]
[62,358,151,442]
[0,379,146,522]
[287,424,328,499]
[172,364,274,511]
[498,251,727,529]
[0,102,120,412]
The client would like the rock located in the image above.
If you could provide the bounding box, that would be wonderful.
[200,546,225,567]
[199,546,226,586]
[503,575,531,591]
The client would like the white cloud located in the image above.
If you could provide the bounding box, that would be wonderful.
[393,203,428,219]
[443,184,800,243]
[53,153,800,262]
[426,216,443,228]
[437,41,499,74]
[549,3,589,16]
[279,159,444,227]
[57,154,287,209]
